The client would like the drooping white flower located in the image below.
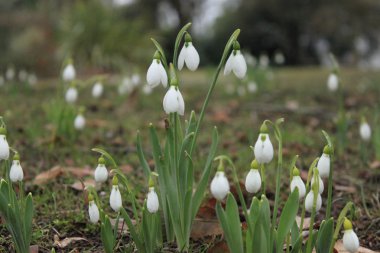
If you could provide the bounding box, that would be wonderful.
[146,51,168,88]
[327,73,338,92]
[245,168,261,194]
[290,167,306,199]
[343,218,360,253]
[131,74,141,87]
[88,200,100,224]
[27,73,37,86]
[74,114,86,130]
[254,124,274,164]
[10,154,23,182]
[259,54,269,69]
[18,70,28,82]
[65,87,78,104]
[147,187,159,213]
[224,41,247,79]
[210,171,230,201]
[317,145,331,178]
[118,77,133,95]
[311,173,324,194]
[274,51,285,65]
[6,67,15,81]
[163,86,185,115]
[359,121,371,142]
[0,126,9,160]
[62,63,76,82]
[94,157,108,183]
[142,85,153,95]
[247,81,257,93]
[92,82,104,98]
[178,33,200,71]
[305,191,322,212]
[110,176,122,212]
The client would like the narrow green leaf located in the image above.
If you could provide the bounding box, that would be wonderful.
[291,220,300,247]
[316,218,334,253]
[225,194,244,253]
[24,193,33,247]
[120,208,143,249]
[151,38,168,69]
[276,189,300,253]
[136,131,151,179]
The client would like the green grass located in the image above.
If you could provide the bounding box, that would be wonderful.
[0,66,379,251]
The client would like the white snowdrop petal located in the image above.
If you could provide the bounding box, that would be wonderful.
[63,64,76,82]
[210,172,230,200]
[163,87,180,114]
[254,134,273,164]
[94,164,108,183]
[224,53,234,76]
[147,188,159,213]
[317,154,330,178]
[232,52,247,79]
[74,115,86,130]
[0,135,10,160]
[158,63,168,87]
[10,161,23,182]
[327,73,338,91]
[89,201,100,224]
[343,229,360,253]
[311,175,324,194]
[177,89,185,116]
[178,46,186,70]
[147,61,161,87]
[185,43,200,71]
[92,82,104,98]
[110,186,122,212]
[305,191,322,212]
[360,123,371,141]
[290,176,306,198]
[245,169,261,193]
[65,87,78,104]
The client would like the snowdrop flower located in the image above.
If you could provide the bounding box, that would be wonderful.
[74,109,86,130]
[18,69,28,82]
[237,86,246,97]
[274,51,285,65]
[247,81,257,93]
[245,159,261,193]
[94,157,108,183]
[305,190,322,212]
[92,81,104,98]
[359,118,371,142]
[131,73,141,87]
[118,77,133,95]
[147,187,159,213]
[146,51,168,88]
[327,72,338,92]
[317,145,331,178]
[27,73,37,86]
[311,172,324,194]
[65,86,78,104]
[178,33,200,71]
[290,167,306,199]
[0,126,9,160]
[343,218,360,253]
[259,54,269,69]
[88,194,99,224]
[62,62,76,82]
[6,67,15,81]
[254,123,274,164]
[224,41,247,79]
[142,85,153,95]
[110,176,122,212]
[210,164,230,201]
[163,85,185,115]
[10,153,23,182]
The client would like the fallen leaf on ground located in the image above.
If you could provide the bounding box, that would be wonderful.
[369,160,380,170]
[70,179,95,191]
[295,216,311,230]
[53,235,87,248]
[110,218,136,233]
[191,219,223,239]
[29,245,39,253]
[33,166,94,185]
[335,184,356,193]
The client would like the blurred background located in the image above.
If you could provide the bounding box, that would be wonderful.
[1,0,380,76]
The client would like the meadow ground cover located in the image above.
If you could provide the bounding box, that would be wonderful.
[0,63,379,252]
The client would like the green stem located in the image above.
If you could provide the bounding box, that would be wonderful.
[188,29,240,157]
[260,163,266,195]
[328,202,353,253]
[271,133,282,234]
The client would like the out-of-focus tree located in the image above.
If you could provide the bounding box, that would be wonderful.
[209,0,380,65]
